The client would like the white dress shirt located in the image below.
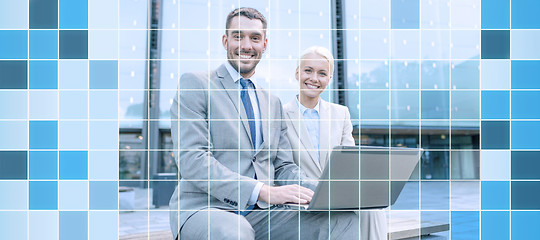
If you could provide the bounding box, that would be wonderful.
[224,61,264,206]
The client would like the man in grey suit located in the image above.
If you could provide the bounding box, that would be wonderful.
[170,7,359,240]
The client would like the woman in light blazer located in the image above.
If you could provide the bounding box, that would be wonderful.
[284,46,387,240]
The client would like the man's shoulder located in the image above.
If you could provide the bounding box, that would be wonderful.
[178,67,222,89]
[180,69,218,81]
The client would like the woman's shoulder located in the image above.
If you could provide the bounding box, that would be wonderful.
[322,99,350,114]
[282,98,297,112]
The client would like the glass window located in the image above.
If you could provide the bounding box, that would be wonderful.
[391,60,419,89]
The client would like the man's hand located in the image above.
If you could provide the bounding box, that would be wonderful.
[258,184,314,205]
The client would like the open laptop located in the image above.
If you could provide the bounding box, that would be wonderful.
[291,145,422,210]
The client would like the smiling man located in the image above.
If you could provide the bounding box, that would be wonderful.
[169,7,359,240]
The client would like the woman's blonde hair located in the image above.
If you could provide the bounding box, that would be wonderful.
[297,46,335,78]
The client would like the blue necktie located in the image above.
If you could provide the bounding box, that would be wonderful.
[237,78,257,216]
[239,78,257,148]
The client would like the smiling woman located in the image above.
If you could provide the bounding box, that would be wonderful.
[283,46,388,240]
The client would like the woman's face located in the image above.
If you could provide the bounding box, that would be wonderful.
[296,53,331,99]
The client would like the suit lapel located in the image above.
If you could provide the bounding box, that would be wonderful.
[286,102,322,171]
[216,64,253,147]
[319,99,331,168]
[254,87,269,155]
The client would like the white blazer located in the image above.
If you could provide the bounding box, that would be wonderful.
[283,98,355,179]
[284,98,388,240]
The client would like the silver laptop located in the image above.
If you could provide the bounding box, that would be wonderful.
[292,145,422,210]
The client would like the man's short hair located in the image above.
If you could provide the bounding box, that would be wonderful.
[225,7,267,35]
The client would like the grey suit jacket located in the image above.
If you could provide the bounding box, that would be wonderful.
[169,64,314,239]
[283,98,355,179]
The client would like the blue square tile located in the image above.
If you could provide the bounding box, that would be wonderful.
[0,212,27,239]
[510,30,540,59]
[89,121,118,150]
[391,91,419,119]
[451,30,480,59]
[480,150,511,180]
[481,91,510,119]
[421,61,450,89]
[451,91,479,119]
[59,30,88,59]
[0,61,27,89]
[512,181,540,209]
[360,32,390,59]
[451,61,479,89]
[29,211,58,240]
[59,91,88,119]
[89,61,118,89]
[89,181,118,210]
[59,0,88,29]
[0,181,28,210]
[89,30,119,59]
[481,181,509,209]
[511,121,540,149]
[421,181,449,210]
[361,90,389,119]
[421,211,449,235]
[450,0,480,29]
[0,31,28,59]
[481,60,510,90]
[89,91,118,119]
[58,121,88,149]
[58,60,88,89]
[29,181,58,210]
[29,121,58,150]
[29,91,58,120]
[29,151,57,180]
[511,61,540,89]
[512,151,540,179]
[29,0,58,29]
[29,30,58,59]
[0,151,27,180]
[451,211,479,240]
[89,0,118,29]
[391,181,419,210]
[482,0,510,29]
[481,121,509,149]
[511,0,540,29]
[0,92,27,119]
[89,151,118,180]
[29,61,58,89]
[391,0,419,29]
[481,30,510,59]
[511,211,540,239]
[391,61,419,89]
[481,211,509,240]
[59,151,88,180]
[0,121,28,150]
[89,211,118,240]
[59,211,87,240]
[59,181,88,210]
[0,1,28,29]
[421,91,449,119]
[391,30,420,59]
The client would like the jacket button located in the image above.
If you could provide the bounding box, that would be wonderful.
[252,156,256,162]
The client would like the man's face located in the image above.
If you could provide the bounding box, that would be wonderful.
[222,16,267,78]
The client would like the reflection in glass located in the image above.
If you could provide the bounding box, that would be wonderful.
[391,60,419,89]
[421,60,450,89]
[119,132,144,180]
